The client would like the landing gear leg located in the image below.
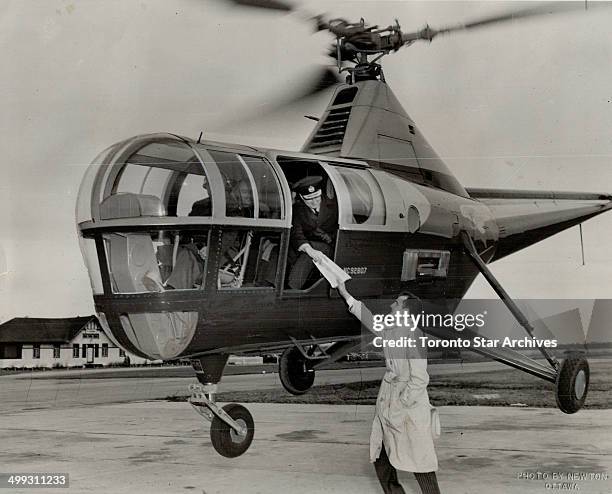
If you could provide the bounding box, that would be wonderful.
[189,354,255,458]
[462,232,591,414]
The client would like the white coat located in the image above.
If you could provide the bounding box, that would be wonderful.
[347,297,439,473]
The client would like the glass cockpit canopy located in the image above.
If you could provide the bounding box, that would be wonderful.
[76,133,284,224]
[75,134,287,360]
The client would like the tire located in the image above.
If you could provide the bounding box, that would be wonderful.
[555,354,589,414]
[210,404,254,458]
[279,346,315,395]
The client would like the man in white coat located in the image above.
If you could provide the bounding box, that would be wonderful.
[337,283,441,494]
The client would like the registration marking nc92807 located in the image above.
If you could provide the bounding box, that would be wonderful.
[344,267,368,275]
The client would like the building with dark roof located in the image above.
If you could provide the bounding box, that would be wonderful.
[0,316,146,368]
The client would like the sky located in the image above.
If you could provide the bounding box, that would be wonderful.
[1,0,612,322]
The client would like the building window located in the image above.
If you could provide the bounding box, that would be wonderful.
[0,344,22,359]
[102,344,108,358]
[119,349,125,357]
[33,345,41,359]
[73,344,79,358]
[94,344,99,358]
[53,344,60,359]
[82,344,87,358]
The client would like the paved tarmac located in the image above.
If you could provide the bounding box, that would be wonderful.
[0,402,610,494]
[0,362,506,414]
[1,363,610,493]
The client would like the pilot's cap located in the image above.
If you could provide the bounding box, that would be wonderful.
[293,176,322,200]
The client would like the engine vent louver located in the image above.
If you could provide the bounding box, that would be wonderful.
[304,86,358,154]
[307,106,352,152]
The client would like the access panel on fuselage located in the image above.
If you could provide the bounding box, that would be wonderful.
[334,230,403,298]
[335,228,473,302]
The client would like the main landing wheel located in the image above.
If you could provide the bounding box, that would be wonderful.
[210,404,254,458]
[279,346,315,395]
[555,354,589,414]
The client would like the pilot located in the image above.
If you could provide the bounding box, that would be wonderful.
[337,282,442,494]
[188,175,212,216]
[189,174,259,218]
[288,176,338,289]
[162,176,211,289]
[166,173,261,289]
[164,241,207,290]
[225,177,255,218]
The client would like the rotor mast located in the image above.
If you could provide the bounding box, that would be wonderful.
[322,17,406,83]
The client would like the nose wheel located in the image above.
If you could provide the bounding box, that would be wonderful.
[555,354,590,414]
[189,384,255,458]
[210,403,255,458]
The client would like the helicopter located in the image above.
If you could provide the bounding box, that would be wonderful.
[75,0,612,457]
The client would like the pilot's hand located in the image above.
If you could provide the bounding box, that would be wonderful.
[319,232,332,244]
[305,245,325,263]
[313,229,332,244]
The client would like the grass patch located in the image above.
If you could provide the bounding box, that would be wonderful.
[170,359,612,409]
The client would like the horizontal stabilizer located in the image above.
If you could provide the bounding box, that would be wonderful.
[467,188,612,261]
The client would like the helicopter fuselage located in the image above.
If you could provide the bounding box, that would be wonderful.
[77,131,611,363]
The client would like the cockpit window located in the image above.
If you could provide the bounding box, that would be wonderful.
[176,174,210,217]
[103,229,210,293]
[207,150,283,219]
[101,139,212,218]
[241,156,283,219]
[207,150,254,218]
[336,167,386,225]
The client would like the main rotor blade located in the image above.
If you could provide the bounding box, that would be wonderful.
[402,2,594,43]
[227,0,293,12]
[300,67,343,98]
[213,67,342,131]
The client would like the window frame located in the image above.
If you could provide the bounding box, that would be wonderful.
[101,228,211,294]
[333,166,386,226]
[237,154,284,221]
[215,229,283,292]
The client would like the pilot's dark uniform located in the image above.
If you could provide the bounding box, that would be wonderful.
[166,181,252,289]
[164,194,210,289]
[189,197,211,217]
[288,176,338,289]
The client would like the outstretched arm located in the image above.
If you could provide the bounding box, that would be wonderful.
[337,282,376,334]
[337,281,351,302]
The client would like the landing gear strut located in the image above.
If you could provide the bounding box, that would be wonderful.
[189,354,255,458]
[462,232,590,414]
